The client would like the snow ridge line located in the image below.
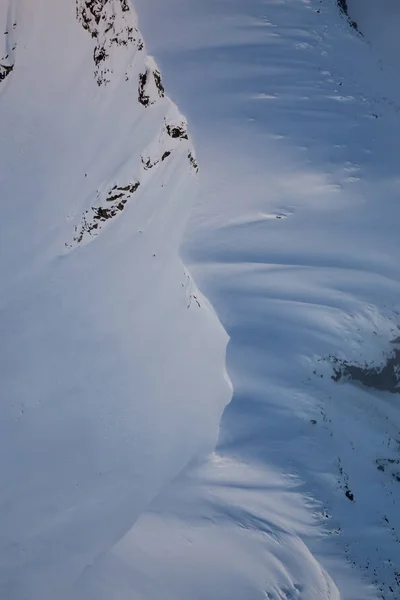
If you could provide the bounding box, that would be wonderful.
[66,0,199,249]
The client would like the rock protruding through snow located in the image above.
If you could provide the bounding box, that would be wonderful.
[76,0,143,85]
[0,16,17,83]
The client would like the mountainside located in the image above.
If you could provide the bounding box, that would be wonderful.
[0,1,230,597]
[2,1,400,599]
[117,0,400,599]
[348,0,400,98]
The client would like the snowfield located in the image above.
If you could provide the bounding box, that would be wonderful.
[0,0,230,597]
[1,0,400,599]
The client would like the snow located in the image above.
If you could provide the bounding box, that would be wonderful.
[349,0,400,75]
[1,0,400,599]
[0,1,229,597]
[111,0,400,598]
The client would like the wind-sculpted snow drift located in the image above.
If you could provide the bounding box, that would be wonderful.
[0,0,230,598]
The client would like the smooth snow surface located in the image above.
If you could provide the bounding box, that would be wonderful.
[349,0,400,74]
[1,0,400,599]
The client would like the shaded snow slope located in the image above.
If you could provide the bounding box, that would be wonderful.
[0,1,230,598]
[347,0,400,104]
[81,0,400,599]
[348,0,400,70]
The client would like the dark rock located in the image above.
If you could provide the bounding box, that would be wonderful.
[142,156,159,170]
[72,180,140,244]
[166,123,188,140]
[331,349,400,394]
[153,69,165,98]
[77,0,137,87]
[0,63,14,82]
[188,151,199,172]
[336,0,360,32]
[138,71,150,106]
[93,44,108,66]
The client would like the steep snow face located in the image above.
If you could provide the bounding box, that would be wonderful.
[0,0,230,598]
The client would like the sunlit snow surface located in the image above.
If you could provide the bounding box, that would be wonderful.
[1,0,400,599]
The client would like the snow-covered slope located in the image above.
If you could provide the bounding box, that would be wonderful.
[346,0,400,105]
[0,1,230,598]
[2,1,400,599]
[80,0,399,599]
[349,0,400,70]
